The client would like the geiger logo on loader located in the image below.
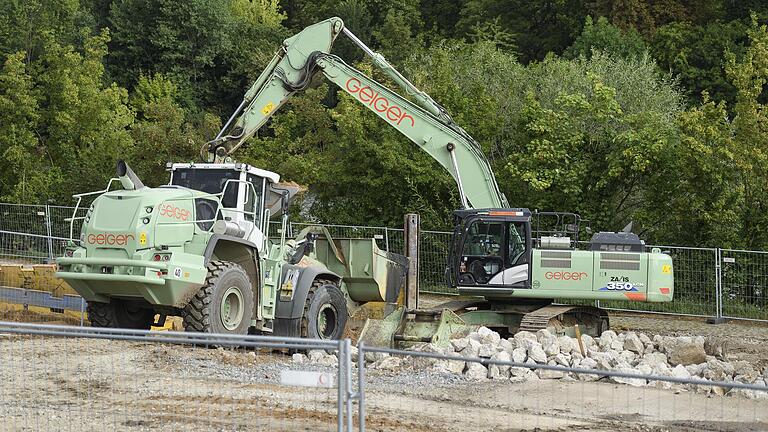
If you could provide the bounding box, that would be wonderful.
[87,233,135,246]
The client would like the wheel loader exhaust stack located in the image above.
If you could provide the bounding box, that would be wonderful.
[116,160,145,190]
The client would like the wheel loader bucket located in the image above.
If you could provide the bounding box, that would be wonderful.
[358,306,474,349]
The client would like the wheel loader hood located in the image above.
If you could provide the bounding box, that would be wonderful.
[82,187,202,257]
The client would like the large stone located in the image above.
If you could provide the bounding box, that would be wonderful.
[318,354,338,367]
[557,336,578,355]
[553,353,569,367]
[451,337,470,352]
[528,345,548,364]
[376,356,401,370]
[685,363,706,377]
[610,338,625,352]
[704,337,728,360]
[308,350,327,363]
[732,361,757,381]
[509,367,536,383]
[623,333,644,355]
[639,333,652,345]
[433,359,466,375]
[512,347,527,363]
[498,338,514,353]
[610,367,646,387]
[364,352,389,363]
[536,368,565,379]
[490,351,512,374]
[619,350,637,365]
[580,334,596,349]
[703,357,735,381]
[464,362,488,381]
[671,364,691,379]
[461,339,482,357]
[639,352,668,368]
[514,331,538,345]
[478,342,497,358]
[477,326,501,345]
[666,341,707,366]
[292,353,308,364]
[599,330,617,349]
[540,333,561,356]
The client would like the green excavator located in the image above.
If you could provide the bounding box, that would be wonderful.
[205,17,674,346]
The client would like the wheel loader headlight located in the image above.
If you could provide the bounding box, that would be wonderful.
[145,206,153,213]
[142,217,150,224]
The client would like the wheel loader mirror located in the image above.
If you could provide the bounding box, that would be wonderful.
[565,223,578,233]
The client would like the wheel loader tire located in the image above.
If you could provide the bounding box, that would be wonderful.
[87,300,154,330]
[301,279,348,340]
[183,260,254,335]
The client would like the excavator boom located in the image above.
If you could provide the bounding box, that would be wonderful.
[208,17,506,209]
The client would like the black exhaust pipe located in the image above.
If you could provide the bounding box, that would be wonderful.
[116,160,146,190]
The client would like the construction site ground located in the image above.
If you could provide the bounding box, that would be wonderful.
[0,299,767,431]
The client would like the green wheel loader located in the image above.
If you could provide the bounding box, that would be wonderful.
[56,160,407,338]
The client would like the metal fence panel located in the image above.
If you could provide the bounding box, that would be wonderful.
[720,249,768,321]
[2,202,768,322]
[356,344,768,431]
[0,322,346,431]
[599,246,719,318]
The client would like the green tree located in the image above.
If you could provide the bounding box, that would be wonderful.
[0,52,56,203]
[564,16,647,59]
[651,20,747,105]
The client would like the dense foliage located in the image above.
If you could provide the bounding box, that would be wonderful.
[2,0,768,248]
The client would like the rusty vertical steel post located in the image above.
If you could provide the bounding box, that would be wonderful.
[404,213,420,310]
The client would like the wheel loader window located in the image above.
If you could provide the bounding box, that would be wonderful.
[171,169,238,208]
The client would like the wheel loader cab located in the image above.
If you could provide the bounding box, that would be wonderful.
[168,163,279,251]
[450,209,533,291]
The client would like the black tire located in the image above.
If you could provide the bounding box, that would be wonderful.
[301,279,348,340]
[183,260,254,334]
[87,300,155,330]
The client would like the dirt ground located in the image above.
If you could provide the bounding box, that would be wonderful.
[0,299,767,431]
[0,334,765,432]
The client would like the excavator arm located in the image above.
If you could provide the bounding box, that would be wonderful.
[208,17,507,209]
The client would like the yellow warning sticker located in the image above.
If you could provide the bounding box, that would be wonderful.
[662,264,671,274]
[261,102,275,115]
[139,232,147,245]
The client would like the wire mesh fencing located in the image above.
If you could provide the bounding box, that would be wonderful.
[0,322,348,431]
[2,202,768,322]
[354,343,768,431]
[598,246,719,318]
[720,249,768,321]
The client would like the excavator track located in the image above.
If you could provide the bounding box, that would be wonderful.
[518,305,609,337]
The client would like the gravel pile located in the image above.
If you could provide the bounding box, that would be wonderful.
[295,327,768,398]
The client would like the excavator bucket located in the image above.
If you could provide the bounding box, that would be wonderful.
[358,306,475,349]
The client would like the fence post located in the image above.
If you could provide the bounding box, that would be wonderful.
[357,341,366,432]
[345,338,354,432]
[44,204,54,263]
[384,228,390,252]
[404,214,420,310]
[337,338,345,432]
[708,248,726,324]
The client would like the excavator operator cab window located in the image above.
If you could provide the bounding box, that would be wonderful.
[458,219,530,287]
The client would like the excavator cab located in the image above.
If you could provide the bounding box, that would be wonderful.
[449,209,533,290]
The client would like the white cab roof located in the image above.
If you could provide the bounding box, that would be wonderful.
[170,162,280,183]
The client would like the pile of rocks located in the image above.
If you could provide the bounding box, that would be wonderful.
[293,327,768,398]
